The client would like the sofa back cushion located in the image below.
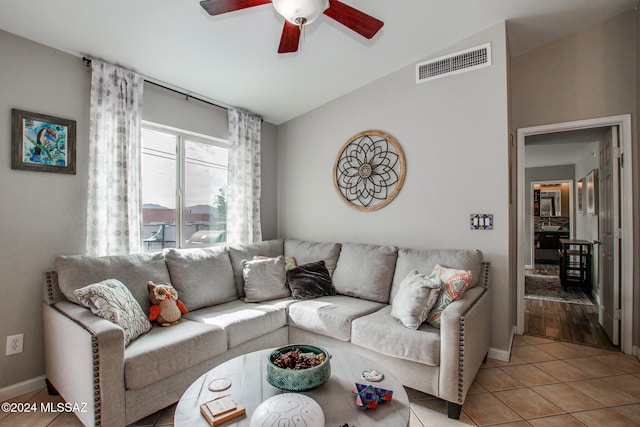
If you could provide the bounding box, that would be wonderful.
[55,252,171,312]
[227,239,284,298]
[391,248,483,301]
[284,240,342,276]
[331,243,398,303]
[165,247,237,311]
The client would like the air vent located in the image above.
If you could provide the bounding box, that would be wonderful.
[416,43,491,84]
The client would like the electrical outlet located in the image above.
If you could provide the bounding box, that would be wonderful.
[6,334,23,355]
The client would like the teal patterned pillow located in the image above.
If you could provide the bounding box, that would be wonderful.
[74,278,152,345]
[426,265,472,328]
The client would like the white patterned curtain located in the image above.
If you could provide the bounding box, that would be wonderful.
[226,109,262,244]
[86,60,144,256]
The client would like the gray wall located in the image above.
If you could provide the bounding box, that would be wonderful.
[0,30,90,391]
[511,9,638,347]
[278,23,512,354]
[511,10,637,131]
[0,29,278,391]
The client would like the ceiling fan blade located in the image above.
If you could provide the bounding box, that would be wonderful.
[278,21,301,54]
[200,0,271,16]
[323,0,383,39]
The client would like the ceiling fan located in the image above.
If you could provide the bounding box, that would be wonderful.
[199,0,384,54]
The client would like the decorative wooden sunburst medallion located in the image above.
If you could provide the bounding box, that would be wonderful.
[333,130,406,211]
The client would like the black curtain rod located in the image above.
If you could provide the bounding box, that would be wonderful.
[82,57,228,112]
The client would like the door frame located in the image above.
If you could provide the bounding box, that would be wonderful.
[516,114,633,354]
[528,179,574,268]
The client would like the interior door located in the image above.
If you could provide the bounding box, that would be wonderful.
[599,126,620,345]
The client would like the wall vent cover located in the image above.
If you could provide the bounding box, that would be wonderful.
[416,43,491,84]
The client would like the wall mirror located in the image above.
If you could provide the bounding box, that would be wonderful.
[540,190,561,217]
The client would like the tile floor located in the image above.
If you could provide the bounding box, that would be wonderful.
[3,335,640,426]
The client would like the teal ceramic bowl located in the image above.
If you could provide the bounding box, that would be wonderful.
[266,345,331,391]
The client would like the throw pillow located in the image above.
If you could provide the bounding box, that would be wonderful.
[242,256,290,302]
[255,255,298,272]
[74,278,152,346]
[426,264,473,328]
[286,260,336,300]
[390,270,442,329]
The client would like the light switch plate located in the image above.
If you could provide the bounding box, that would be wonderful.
[470,214,493,230]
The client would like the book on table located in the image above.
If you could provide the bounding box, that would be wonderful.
[200,395,245,426]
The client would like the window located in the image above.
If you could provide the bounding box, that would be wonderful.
[141,123,228,251]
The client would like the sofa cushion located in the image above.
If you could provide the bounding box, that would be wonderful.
[331,243,398,303]
[55,252,171,312]
[284,240,342,276]
[164,247,237,311]
[351,306,441,366]
[390,271,441,329]
[124,319,226,390]
[391,248,483,301]
[228,239,284,298]
[183,299,292,348]
[426,264,472,328]
[74,278,152,346]
[286,260,336,300]
[241,256,290,302]
[287,295,385,341]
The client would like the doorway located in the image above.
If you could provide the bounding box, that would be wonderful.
[516,115,634,355]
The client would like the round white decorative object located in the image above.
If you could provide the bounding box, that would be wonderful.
[250,393,324,427]
[362,369,384,382]
[208,377,231,392]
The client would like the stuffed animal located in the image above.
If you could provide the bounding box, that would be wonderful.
[147,281,188,326]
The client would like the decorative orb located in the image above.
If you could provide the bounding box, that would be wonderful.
[266,344,331,391]
[250,393,324,427]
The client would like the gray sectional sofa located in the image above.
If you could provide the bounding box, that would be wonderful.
[42,239,491,426]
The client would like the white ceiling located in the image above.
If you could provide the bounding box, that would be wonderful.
[1,0,637,124]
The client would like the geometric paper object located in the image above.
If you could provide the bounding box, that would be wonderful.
[352,383,393,409]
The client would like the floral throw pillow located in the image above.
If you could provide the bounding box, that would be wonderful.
[426,264,472,328]
[74,278,152,346]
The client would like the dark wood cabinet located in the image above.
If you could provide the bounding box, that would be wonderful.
[534,230,569,264]
[537,231,569,250]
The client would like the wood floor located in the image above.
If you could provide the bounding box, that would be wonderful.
[524,294,617,350]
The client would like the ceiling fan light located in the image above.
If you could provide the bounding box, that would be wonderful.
[273,0,329,26]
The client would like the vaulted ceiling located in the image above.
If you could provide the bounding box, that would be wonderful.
[1,0,637,124]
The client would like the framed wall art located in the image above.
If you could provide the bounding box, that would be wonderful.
[577,177,585,215]
[586,169,598,215]
[334,130,405,211]
[11,108,76,174]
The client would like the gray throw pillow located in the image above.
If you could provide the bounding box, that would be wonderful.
[390,270,441,329]
[286,260,336,300]
[241,256,290,302]
[74,278,152,345]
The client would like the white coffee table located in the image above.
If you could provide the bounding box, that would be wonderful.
[174,346,410,426]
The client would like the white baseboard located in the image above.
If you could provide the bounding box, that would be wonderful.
[487,325,516,362]
[0,376,46,402]
[488,347,510,362]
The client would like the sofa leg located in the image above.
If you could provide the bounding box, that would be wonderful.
[45,378,59,396]
[447,402,462,419]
